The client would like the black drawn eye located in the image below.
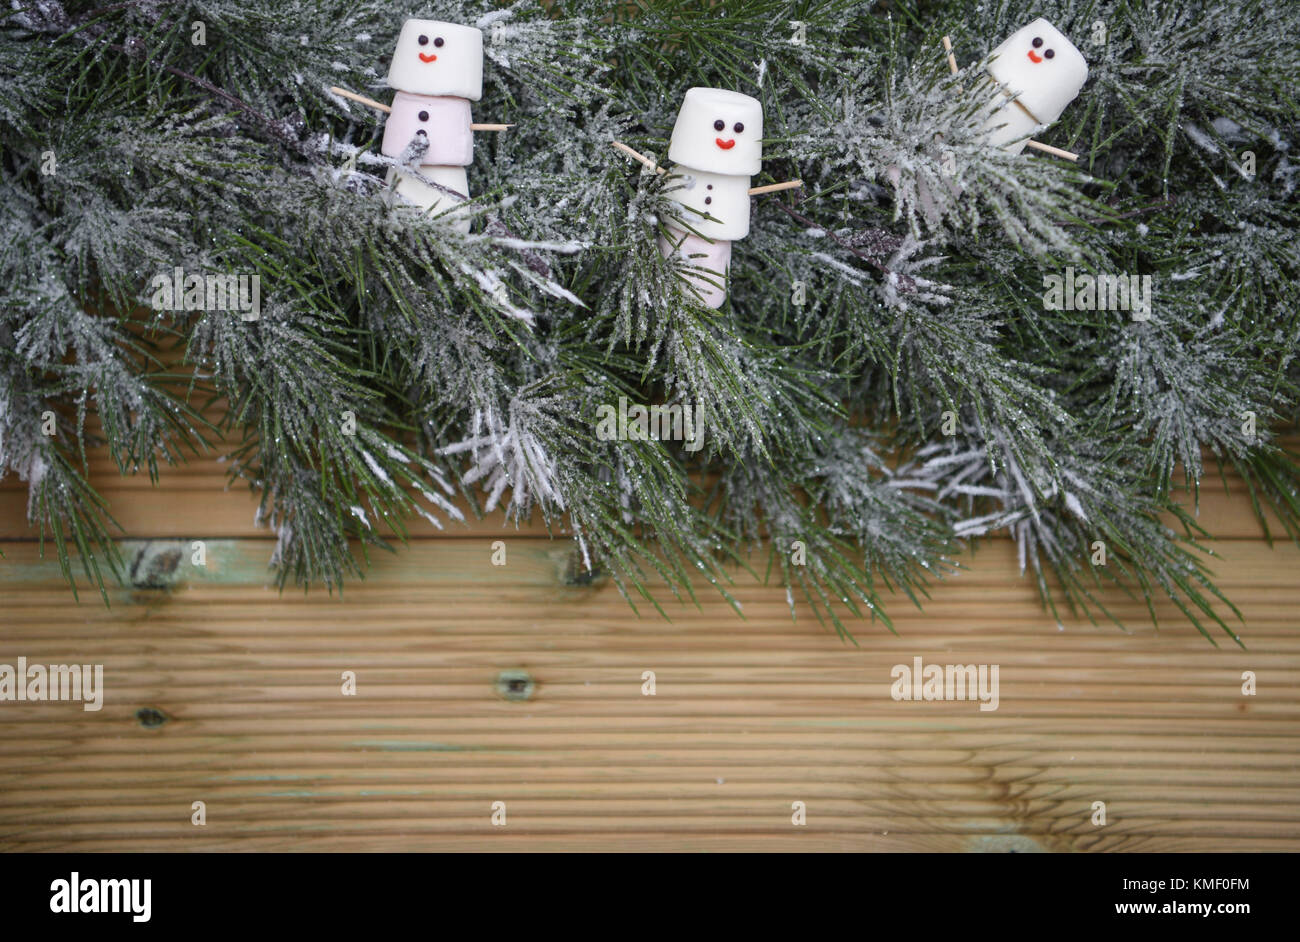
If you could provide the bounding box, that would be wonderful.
[1032,37,1043,48]
[713,119,725,131]
[733,122,744,133]
[1044,49,1055,59]
[434,37,445,48]
[418,110,429,121]
[418,35,429,45]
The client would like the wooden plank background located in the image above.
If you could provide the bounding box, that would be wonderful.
[2,434,1299,851]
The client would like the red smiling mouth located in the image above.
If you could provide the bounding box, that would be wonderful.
[419,52,438,62]
[715,138,735,149]
[1027,49,1043,63]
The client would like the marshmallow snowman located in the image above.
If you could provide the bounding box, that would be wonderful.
[665,88,763,241]
[381,19,485,232]
[654,88,770,308]
[334,19,503,232]
[386,19,484,99]
[982,19,1088,154]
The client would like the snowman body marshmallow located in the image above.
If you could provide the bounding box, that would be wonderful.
[382,19,485,232]
[981,19,1088,154]
[659,88,765,308]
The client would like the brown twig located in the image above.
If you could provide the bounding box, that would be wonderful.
[482,217,552,278]
[78,1,181,20]
[768,197,916,292]
[107,42,295,143]
[1064,195,1179,228]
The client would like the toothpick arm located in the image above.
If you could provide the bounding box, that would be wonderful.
[942,35,960,75]
[1024,139,1079,161]
[1006,100,1079,160]
[331,87,512,132]
[748,180,803,196]
[330,85,390,114]
[941,38,1080,161]
[610,140,666,174]
[611,141,803,192]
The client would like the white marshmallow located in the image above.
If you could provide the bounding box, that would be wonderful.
[663,168,751,240]
[981,88,1042,154]
[658,229,732,309]
[667,87,763,176]
[382,93,473,165]
[986,18,1087,126]
[386,165,471,233]
[386,19,483,100]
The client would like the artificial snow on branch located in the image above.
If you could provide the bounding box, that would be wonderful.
[0,0,1296,644]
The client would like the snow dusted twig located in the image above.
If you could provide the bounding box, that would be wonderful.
[106,43,298,145]
[1062,195,1179,228]
[771,199,918,292]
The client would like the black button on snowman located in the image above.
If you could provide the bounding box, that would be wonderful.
[381,20,483,230]
[613,88,801,309]
[330,16,1090,287]
[334,19,510,233]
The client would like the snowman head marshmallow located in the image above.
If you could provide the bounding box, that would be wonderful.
[386,19,484,100]
[986,18,1088,125]
[668,87,764,176]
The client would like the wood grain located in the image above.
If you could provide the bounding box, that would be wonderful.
[1,526,1298,851]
